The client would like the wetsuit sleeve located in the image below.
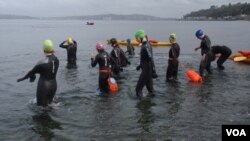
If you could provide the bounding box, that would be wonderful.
[74,41,78,48]
[145,46,153,62]
[59,41,68,49]
[91,54,99,67]
[18,64,40,82]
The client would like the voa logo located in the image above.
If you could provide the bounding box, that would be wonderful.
[226,129,247,136]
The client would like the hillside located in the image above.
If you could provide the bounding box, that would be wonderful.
[0,14,172,21]
[184,2,250,20]
[0,14,37,19]
[47,14,170,21]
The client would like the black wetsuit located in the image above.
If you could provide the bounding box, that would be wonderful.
[59,41,77,63]
[110,45,130,75]
[211,45,232,70]
[136,41,155,97]
[199,35,213,76]
[166,43,180,81]
[125,44,135,56]
[18,54,59,107]
[91,50,111,93]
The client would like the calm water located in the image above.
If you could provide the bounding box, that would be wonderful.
[0,20,250,141]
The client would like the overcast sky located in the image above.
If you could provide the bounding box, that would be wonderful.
[0,0,249,18]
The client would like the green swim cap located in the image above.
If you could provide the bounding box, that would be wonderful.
[43,40,54,53]
[169,33,177,43]
[135,29,146,39]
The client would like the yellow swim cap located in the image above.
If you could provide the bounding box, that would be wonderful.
[43,40,54,53]
[169,33,177,43]
[67,37,74,44]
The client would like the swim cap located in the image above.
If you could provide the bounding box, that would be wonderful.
[127,38,131,43]
[67,37,74,44]
[195,29,203,38]
[135,29,145,39]
[110,38,117,45]
[96,42,104,51]
[169,33,177,43]
[43,40,54,53]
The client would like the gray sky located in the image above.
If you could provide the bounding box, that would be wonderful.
[0,0,249,18]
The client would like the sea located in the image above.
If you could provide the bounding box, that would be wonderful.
[0,20,249,141]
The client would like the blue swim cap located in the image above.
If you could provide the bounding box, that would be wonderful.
[195,29,203,38]
[127,38,131,43]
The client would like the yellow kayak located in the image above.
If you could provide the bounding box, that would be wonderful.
[229,54,250,64]
[107,39,171,47]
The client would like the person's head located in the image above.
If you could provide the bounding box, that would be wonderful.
[195,29,204,39]
[43,40,54,54]
[135,29,146,43]
[67,37,74,45]
[169,33,177,44]
[110,38,117,47]
[127,38,131,43]
[96,42,105,52]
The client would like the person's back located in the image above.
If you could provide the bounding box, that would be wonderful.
[36,55,59,80]
[91,43,111,94]
[17,40,59,107]
[211,45,232,70]
[59,37,77,62]
[167,33,180,81]
[67,44,77,62]
[109,38,123,75]
[211,45,231,55]
[92,50,110,70]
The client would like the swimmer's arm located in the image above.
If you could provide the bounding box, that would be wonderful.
[17,65,39,82]
[59,41,68,49]
[91,55,98,67]
[73,40,77,48]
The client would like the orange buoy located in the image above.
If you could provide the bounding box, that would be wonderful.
[107,77,118,93]
[186,69,202,83]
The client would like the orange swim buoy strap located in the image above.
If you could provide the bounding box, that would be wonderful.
[99,69,111,73]
[168,57,179,61]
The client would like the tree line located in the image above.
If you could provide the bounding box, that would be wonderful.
[184,2,250,20]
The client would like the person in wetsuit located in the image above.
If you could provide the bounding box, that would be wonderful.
[135,29,157,98]
[17,40,59,107]
[91,43,112,93]
[166,33,180,82]
[211,45,232,70]
[109,38,130,76]
[194,29,213,77]
[125,38,135,56]
[59,37,77,64]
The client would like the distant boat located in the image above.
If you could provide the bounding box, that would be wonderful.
[86,22,94,25]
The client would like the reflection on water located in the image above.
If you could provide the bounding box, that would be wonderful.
[136,98,155,133]
[32,112,62,141]
[66,62,77,69]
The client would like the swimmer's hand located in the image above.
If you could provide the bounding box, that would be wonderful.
[136,65,141,71]
[17,77,25,82]
[29,74,36,82]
